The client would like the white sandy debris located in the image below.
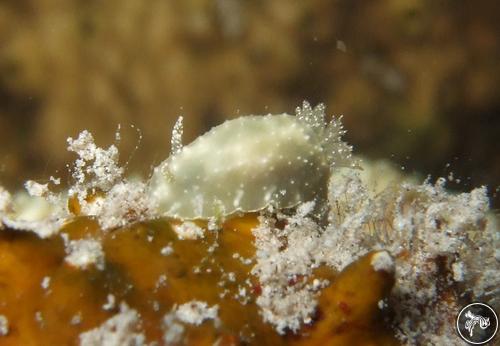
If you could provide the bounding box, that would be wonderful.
[173,222,205,240]
[1,216,65,239]
[0,315,9,336]
[0,184,67,238]
[326,168,499,345]
[24,180,65,213]
[163,311,185,344]
[3,132,143,235]
[65,239,105,270]
[67,130,123,195]
[0,140,78,237]
[25,180,50,198]
[162,301,219,344]
[65,130,156,230]
[249,166,498,342]
[175,301,219,326]
[451,262,465,282]
[85,181,156,230]
[79,303,145,346]
[370,251,394,272]
[50,176,61,185]
[251,202,329,334]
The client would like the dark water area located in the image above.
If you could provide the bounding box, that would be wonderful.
[0,0,498,207]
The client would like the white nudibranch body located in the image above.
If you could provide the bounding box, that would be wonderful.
[148,102,355,220]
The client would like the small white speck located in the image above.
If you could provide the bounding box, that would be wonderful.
[49,176,61,185]
[155,274,168,289]
[102,294,116,311]
[161,244,174,256]
[41,276,51,290]
[378,300,387,310]
[370,251,394,272]
[312,279,321,290]
[65,239,105,271]
[173,222,204,240]
[175,301,218,326]
[71,312,82,325]
[238,287,247,297]
[0,315,9,336]
[35,311,43,324]
[452,262,465,282]
[336,40,347,52]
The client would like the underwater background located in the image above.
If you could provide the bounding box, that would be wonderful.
[0,0,499,207]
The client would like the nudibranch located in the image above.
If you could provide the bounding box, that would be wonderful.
[148,102,355,220]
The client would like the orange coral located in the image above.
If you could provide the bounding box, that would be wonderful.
[0,215,398,345]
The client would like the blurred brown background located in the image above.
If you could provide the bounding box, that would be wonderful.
[0,0,499,207]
